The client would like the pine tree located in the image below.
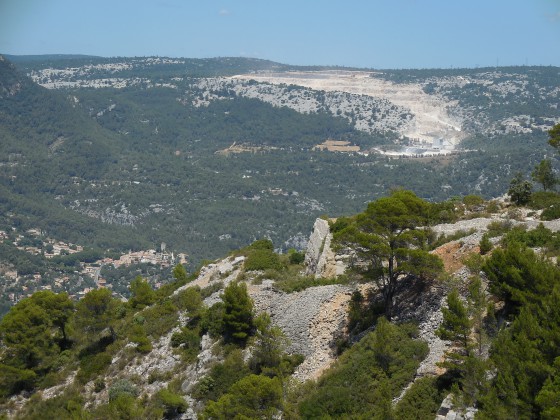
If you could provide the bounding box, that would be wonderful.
[508,172,533,205]
[532,159,557,191]
[437,289,471,360]
[222,282,254,344]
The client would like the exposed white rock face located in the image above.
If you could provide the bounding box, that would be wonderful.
[231,71,464,146]
[436,394,477,419]
[304,218,346,278]
[250,282,357,381]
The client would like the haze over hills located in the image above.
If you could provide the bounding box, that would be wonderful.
[1,55,559,268]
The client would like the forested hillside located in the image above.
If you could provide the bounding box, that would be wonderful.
[1,189,560,419]
[2,55,559,271]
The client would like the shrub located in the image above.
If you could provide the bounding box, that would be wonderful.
[529,191,560,210]
[154,388,188,418]
[541,204,560,221]
[330,216,352,233]
[129,276,156,309]
[463,195,484,208]
[244,249,282,271]
[275,275,348,293]
[170,327,201,362]
[0,364,36,397]
[394,376,446,419]
[203,374,283,419]
[142,300,178,338]
[479,233,492,255]
[201,281,223,299]
[129,324,152,354]
[222,282,254,344]
[191,349,251,402]
[108,379,139,402]
[95,394,144,419]
[485,200,500,213]
[200,302,225,338]
[508,173,533,205]
[14,389,87,419]
[486,220,513,237]
[298,319,428,418]
[77,352,112,384]
[430,229,477,249]
[172,286,203,313]
[94,378,105,393]
[288,249,305,265]
[248,239,274,251]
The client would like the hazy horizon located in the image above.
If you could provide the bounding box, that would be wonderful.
[1,0,559,70]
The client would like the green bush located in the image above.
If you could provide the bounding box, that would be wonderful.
[201,282,224,299]
[129,324,152,354]
[329,216,352,233]
[154,388,188,418]
[479,233,492,255]
[0,364,36,397]
[222,282,254,344]
[191,349,251,402]
[508,173,533,205]
[203,374,283,419]
[501,224,560,254]
[108,379,139,402]
[14,389,87,419]
[172,286,203,313]
[394,376,446,419]
[298,318,428,418]
[430,228,477,249]
[170,327,201,362]
[77,352,112,384]
[541,204,560,221]
[247,239,274,251]
[200,302,225,338]
[288,249,305,265]
[129,276,156,309]
[463,194,484,208]
[142,300,179,338]
[171,327,198,348]
[94,378,105,393]
[244,249,282,271]
[486,220,513,237]
[346,290,384,336]
[95,394,145,419]
[529,191,560,210]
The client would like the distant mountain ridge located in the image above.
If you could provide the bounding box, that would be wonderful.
[0,54,559,268]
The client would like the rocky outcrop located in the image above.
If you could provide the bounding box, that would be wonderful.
[250,281,358,381]
[436,394,477,419]
[304,218,347,278]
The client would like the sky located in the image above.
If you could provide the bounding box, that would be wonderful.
[0,0,559,69]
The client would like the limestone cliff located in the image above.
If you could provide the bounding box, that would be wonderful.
[304,218,346,278]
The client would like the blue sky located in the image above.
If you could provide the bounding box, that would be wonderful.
[1,0,559,69]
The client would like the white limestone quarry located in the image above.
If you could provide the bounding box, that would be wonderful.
[232,70,465,148]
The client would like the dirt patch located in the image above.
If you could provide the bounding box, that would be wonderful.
[432,241,480,274]
[313,139,360,153]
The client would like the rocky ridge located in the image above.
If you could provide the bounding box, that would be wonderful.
[23,57,559,149]
[16,206,560,419]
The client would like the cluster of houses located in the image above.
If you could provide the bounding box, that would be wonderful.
[1,228,188,305]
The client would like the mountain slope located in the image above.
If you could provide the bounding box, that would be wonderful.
[2,55,559,267]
